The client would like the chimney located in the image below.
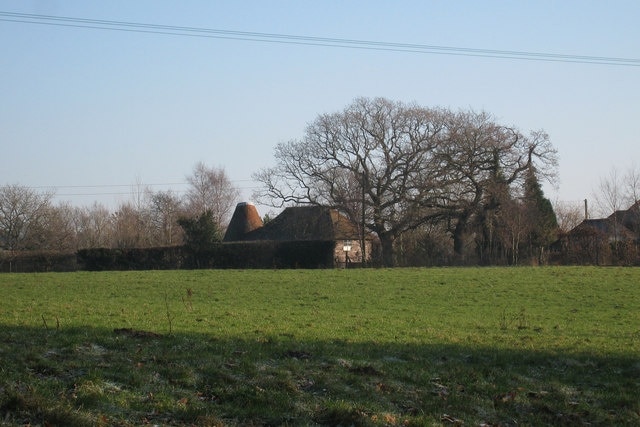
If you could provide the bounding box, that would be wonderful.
[223,202,263,242]
[584,199,588,220]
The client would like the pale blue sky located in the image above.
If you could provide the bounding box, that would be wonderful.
[1,1,639,213]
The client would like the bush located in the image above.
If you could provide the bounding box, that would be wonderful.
[0,251,78,273]
[75,241,338,271]
[76,247,184,271]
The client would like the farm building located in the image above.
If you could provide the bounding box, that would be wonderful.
[224,202,377,267]
[556,201,640,265]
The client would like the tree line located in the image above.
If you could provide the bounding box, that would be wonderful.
[253,97,560,266]
[0,162,238,253]
[2,97,636,267]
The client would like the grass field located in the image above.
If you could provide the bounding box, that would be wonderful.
[0,267,638,426]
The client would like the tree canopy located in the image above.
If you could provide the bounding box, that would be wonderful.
[254,97,558,266]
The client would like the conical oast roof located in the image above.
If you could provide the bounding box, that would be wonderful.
[223,202,264,241]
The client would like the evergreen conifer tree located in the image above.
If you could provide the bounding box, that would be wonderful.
[523,166,558,262]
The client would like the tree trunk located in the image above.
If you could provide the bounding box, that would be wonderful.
[453,213,470,261]
[378,232,395,267]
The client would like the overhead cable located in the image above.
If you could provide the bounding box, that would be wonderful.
[1,11,639,67]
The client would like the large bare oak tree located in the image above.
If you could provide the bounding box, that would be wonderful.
[254,97,557,266]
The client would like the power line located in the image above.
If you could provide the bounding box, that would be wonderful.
[31,182,188,190]
[1,11,639,67]
[24,180,260,198]
[29,179,256,189]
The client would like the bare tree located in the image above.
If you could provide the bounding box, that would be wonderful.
[593,167,626,218]
[253,98,449,266]
[592,164,640,218]
[147,190,184,246]
[394,222,453,266]
[553,200,585,233]
[591,164,640,263]
[254,98,558,266]
[130,175,149,213]
[623,164,640,205]
[42,202,79,251]
[74,202,114,249]
[434,111,557,261]
[0,184,54,251]
[111,202,149,249]
[185,162,239,229]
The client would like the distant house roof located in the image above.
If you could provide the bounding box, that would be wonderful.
[608,201,640,233]
[567,201,640,242]
[572,218,636,241]
[225,205,366,242]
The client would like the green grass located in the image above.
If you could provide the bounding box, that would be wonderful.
[0,267,639,425]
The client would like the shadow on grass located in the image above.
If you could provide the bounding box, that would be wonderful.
[1,325,638,426]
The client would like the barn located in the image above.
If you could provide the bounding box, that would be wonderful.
[224,202,377,267]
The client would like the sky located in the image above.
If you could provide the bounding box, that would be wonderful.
[1,1,639,216]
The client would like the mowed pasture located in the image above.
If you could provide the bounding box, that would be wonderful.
[0,267,638,426]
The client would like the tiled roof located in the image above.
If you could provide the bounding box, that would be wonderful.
[570,201,640,241]
[223,202,264,242]
[236,205,364,242]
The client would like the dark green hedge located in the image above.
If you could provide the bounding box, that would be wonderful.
[0,251,78,273]
[0,241,339,272]
[215,240,336,269]
[75,241,337,271]
[76,247,185,271]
